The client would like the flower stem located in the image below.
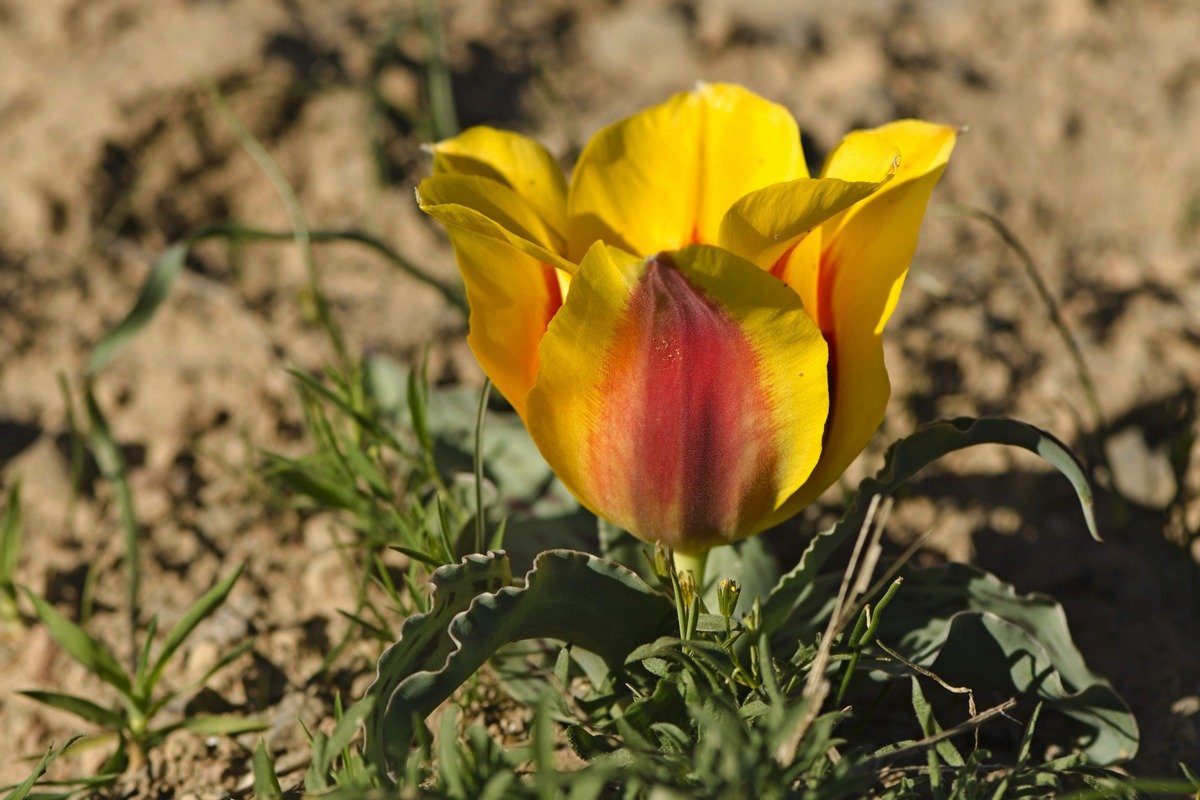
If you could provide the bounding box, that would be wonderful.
[672,549,708,587]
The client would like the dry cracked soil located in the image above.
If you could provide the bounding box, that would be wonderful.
[1,0,1199,794]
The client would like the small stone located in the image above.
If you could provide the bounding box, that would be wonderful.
[302,550,354,616]
[184,640,222,687]
[1106,428,1177,509]
[1171,695,1200,717]
[303,513,341,552]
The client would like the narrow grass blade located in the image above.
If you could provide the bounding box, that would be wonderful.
[2,737,82,800]
[532,692,557,800]
[135,614,158,687]
[19,690,124,728]
[936,204,1105,433]
[338,609,393,643]
[151,639,255,717]
[83,384,141,659]
[407,361,435,466]
[24,590,131,696]
[387,544,443,568]
[0,481,21,622]
[1,480,21,584]
[435,705,466,798]
[208,85,347,365]
[191,223,465,314]
[417,0,459,139]
[87,242,188,376]
[472,378,492,554]
[326,696,374,760]
[252,739,283,799]
[171,715,268,736]
[143,565,243,695]
[56,373,87,505]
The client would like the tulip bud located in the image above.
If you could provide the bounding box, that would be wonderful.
[677,569,699,609]
[652,542,672,581]
[717,578,741,618]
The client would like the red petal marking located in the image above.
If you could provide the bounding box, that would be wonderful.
[815,248,839,441]
[589,253,777,550]
[815,247,837,338]
[769,241,800,282]
[541,263,564,328]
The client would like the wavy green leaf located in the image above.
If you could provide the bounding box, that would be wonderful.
[363,549,675,780]
[763,416,1098,641]
[873,563,1138,765]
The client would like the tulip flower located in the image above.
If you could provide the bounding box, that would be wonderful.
[417,83,955,557]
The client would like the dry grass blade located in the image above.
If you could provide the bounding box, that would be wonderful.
[873,697,1017,769]
[207,85,348,366]
[875,641,978,719]
[776,494,892,765]
[935,203,1105,435]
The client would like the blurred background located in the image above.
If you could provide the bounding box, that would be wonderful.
[0,0,1197,787]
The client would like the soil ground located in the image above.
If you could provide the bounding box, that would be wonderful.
[1,0,1198,794]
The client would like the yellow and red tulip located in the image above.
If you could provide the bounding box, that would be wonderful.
[417,83,956,555]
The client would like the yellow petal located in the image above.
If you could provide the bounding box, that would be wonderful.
[443,227,562,418]
[417,174,576,274]
[525,243,829,553]
[694,83,808,243]
[781,120,958,513]
[717,132,897,279]
[744,131,901,311]
[431,126,568,250]
[566,83,805,261]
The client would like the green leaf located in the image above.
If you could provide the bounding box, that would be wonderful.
[363,550,675,780]
[422,380,583,526]
[2,737,82,800]
[909,677,963,767]
[88,241,188,376]
[302,696,376,792]
[288,366,387,440]
[874,563,1139,765]
[407,360,435,460]
[143,565,243,696]
[763,416,1098,642]
[83,384,141,644]
[263,453,360,510]
[135,614,158,687]
[150,639,254,716]
[703,536,778,617]
[252,739,283,799]
[387,544,443,568]
[337,609,393,643]
[19,690,124,729]
[172,715,268,736]
[327,697,374,765]
[596,519,660,587]
[364,354,410,418]
[24,590,131,696]
[435,705,466,798]
[531,692,557,799]
[0,480,21,583]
